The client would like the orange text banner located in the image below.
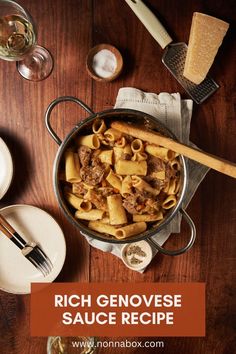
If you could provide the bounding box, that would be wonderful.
[30,282,205,337]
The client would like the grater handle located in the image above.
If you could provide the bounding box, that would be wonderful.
[125,0,173,49]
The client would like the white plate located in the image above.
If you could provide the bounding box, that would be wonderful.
[0,205,66,294]
[0,138,13,199]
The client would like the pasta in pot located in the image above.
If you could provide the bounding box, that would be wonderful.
[88,220,117,236]
[75,209,105,221]
[131,176,160,196]
[77,134,100,149]
[106,169,122,192]
[104,128,123,142]
[65,151,81,183]
[115,222,147,239]
[92,118,107,134]
[99,150,113,165]
[113,146,123,163]
[121,176,133,197]
[131,139,144,153]
[115,136,126,148]
[60,118,181,239]
[66,192,92,212]
[115,160,147,175]
[107,194,127,225]
[145,144,175,161]
[131,152,148,162]
[133,212,163,222]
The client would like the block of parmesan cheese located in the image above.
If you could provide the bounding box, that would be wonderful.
[183,12,229,84]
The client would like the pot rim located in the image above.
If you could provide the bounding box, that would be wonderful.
[52,107,188,244]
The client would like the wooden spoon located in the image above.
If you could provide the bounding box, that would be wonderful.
[111,121,236,179]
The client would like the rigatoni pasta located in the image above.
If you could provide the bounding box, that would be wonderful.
[99,150,113,165]
[88,221,117,236]
[75,209,105,221]
[131,176,160,196]
[113,146,123,163]
[115,160,147,175]
[92,118,107,134]
[66,192,92,212]
[121,176,133,197]
[167,178,180,195]
[65,151,81,183]
[170,159,181,171]
[106,169,122,192]
[77,134,100,149]
[123,144,132,156]
[115,222,147,239]
[61,118,181,240]
[107,194,127,225]
[162,195,177,209]
[131,152,148,162]
[104,128,122,142]
[145,144,175,161]
[131,139,144,153]
[133,212,163,222]
[115,136,126,148]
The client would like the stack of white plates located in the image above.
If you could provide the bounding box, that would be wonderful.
[0,137,13,200]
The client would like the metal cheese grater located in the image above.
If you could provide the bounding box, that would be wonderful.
[125,0,219,104]
[162,43,219,104]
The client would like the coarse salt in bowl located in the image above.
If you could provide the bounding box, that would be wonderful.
[86,44,123,82]
[92,49,117,78]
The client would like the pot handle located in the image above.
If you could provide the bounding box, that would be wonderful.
[147,209,196,256]
[45,96,95,145]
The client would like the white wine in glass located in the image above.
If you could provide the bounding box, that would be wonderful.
[0,0,53,81]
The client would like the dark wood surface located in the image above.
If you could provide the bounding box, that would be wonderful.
[0,0,235,353]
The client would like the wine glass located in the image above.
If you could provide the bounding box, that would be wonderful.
[47,336,97,354]
[0,0,53,81]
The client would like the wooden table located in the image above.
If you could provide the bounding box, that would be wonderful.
[0,1,235,353]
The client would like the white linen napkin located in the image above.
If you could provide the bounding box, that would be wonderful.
[82,88,209,271]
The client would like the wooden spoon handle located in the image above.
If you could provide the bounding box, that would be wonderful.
[111,121,236,179]
[0,214,15,234]
[0,222,13,239]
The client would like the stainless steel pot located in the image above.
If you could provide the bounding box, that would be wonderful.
[45,96,196,256]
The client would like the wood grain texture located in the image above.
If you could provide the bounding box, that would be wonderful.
[0,0,235,353]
